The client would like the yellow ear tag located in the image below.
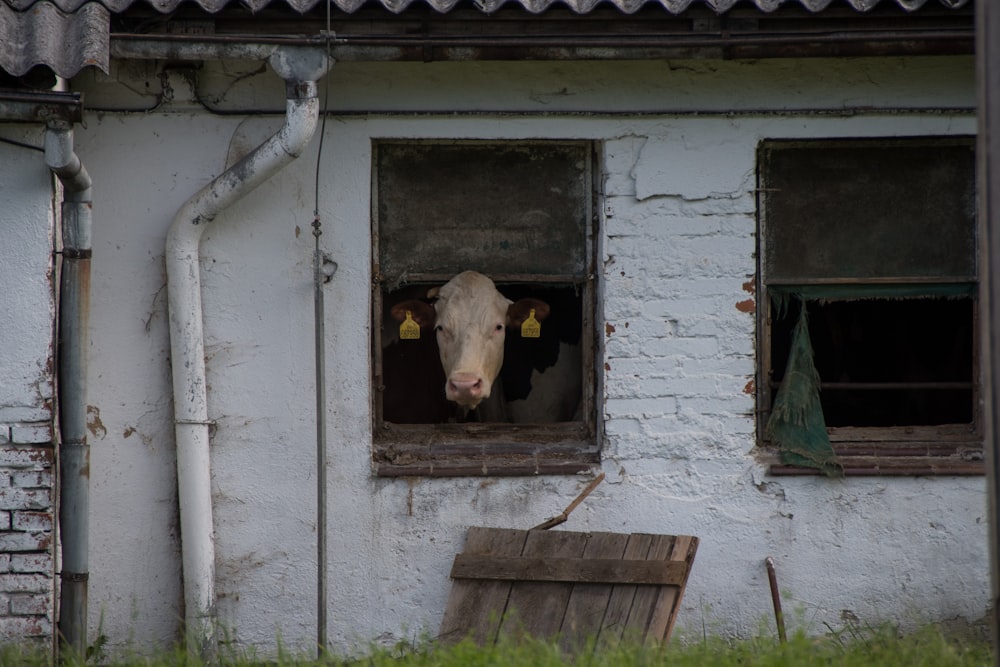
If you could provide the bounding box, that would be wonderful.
[521,309,541,338]
[399,311,421,340]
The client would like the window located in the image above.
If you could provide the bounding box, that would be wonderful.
[756,137,982,476]
[371,140,599,477]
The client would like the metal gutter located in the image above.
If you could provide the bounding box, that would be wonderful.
[109,25,973,61]
[0,90,83,124]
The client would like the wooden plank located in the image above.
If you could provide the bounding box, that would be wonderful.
[498,529,589,642]
[556,532,629,654]
[438,527,528,645]
[450,554,689,585]
[594,533,653,648]
[622,534,676,641]
[644,535,699,645]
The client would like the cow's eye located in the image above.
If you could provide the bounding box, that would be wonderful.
[495,324,504,332]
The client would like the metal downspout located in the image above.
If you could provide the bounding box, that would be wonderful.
[164,47,328,653]
[45,122,93,657]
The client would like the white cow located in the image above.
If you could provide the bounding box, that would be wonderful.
[390,271,549,410]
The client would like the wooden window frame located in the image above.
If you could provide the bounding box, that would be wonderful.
[370,139,601,477]
[756,136,983,477]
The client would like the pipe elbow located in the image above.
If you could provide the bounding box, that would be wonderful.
[278,96,320,159]
[44,126,93,197]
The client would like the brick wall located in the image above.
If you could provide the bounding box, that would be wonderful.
[0,419,55,644]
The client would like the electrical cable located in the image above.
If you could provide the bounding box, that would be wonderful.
[313,2,333,656]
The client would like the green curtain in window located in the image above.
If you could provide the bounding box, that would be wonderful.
[765,283,974,476]
[766,301,843,477]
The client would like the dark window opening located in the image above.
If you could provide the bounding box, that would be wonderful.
[380,282,583,426]
[769,297,974,428]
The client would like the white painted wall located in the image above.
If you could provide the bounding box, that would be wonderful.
[74,55,985,655]
[0,131,54,424]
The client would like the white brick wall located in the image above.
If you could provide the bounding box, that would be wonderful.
[0,445,55,645]
[0,443,56,642]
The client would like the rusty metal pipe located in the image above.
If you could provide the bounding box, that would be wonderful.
[45,122,93,658]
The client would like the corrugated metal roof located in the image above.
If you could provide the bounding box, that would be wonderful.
[0,0,973,80]
[0,2,108,77]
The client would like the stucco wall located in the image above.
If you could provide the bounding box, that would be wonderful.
[73,55,986,655]
[0,131,57,643]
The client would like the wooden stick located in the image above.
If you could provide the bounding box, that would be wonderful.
[766,557,787,643]
[532,473,606,530]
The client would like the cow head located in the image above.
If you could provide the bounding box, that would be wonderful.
[390,271,550,409]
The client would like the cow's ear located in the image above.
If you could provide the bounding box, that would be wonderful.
[507,298,550,327]
[390,300,437,328]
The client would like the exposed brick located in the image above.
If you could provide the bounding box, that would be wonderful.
[9,424,52,446]
[0,445,53,469]
[0,513,10,531]
[0,573,51,594]
[0,531,51,553]
[11,471,51,489]
[10,553,52,574]
[0,614,52,638]
[0,487,50,511]
[12,512,52,532]
[0,407,51,424]
[9,593,50,616]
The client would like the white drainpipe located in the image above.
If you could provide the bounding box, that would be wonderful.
[164,47,329,653]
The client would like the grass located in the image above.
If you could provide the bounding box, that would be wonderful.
[0,623,992,666]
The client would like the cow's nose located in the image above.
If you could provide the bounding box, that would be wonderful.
[448,373,484,399]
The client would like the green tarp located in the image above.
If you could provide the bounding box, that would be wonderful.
[766,303,843,477]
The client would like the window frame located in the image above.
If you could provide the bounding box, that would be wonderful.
[370,139,601,477]
[755,136,983,476]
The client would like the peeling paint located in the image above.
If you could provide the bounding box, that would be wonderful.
[632,133,754,201]
[735,298,755,313]
[743,379,755,395]
[605,323,616,336]
[86,405,106,439]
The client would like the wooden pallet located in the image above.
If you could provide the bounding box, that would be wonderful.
[439,527,698,652]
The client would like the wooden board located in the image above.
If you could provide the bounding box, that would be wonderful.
[439,527,698,651]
